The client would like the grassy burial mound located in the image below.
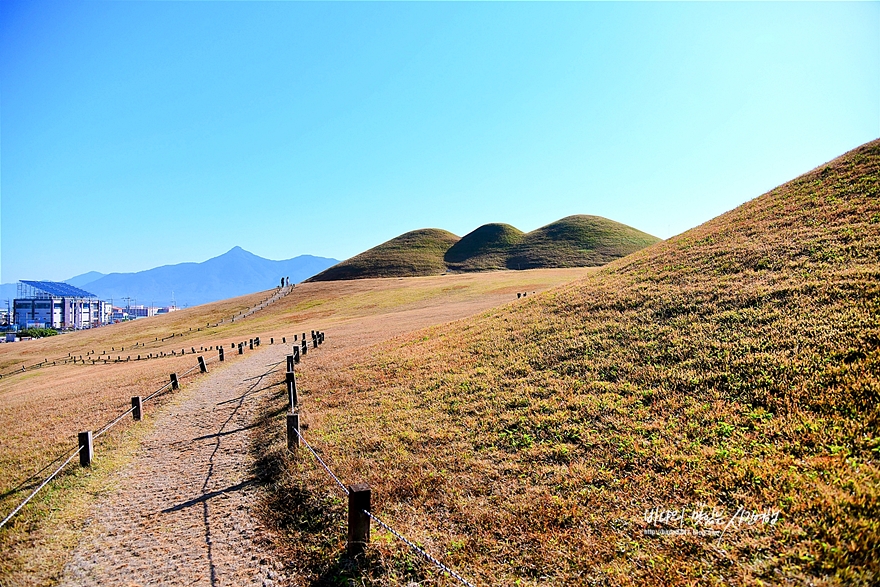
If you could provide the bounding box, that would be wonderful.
[307,229,460,281]
[506,214,662,269]
[444,222,525,271]
[313,217,659,281]
[261,140,880,585]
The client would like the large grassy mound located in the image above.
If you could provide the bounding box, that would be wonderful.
[315,217,659,281]
[507,214,662,269]
[268,140,880,585]
[306,229,460,281]
[444,223,525,271]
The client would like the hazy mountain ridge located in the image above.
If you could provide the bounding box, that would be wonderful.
[65,272,107,287]
[1,247,338,309]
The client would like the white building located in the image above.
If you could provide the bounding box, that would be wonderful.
[13,281,112,330]
[110,305,162,321]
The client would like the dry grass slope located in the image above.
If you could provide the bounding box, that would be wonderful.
[307,229,460,281]
[262,140,880,586]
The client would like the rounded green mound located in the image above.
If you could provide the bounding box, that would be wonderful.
[506,215,662,270]
[444,223,525,271]
[307,229,460,282]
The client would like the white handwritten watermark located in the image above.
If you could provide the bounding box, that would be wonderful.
[640,502,780,540]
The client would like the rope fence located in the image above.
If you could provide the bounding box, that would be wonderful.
[283,332,477,587]
[0,327,312,531]
[0,448,83,529]
[364,510,477,587]
[2,326,475,585]
[290,424,477,587]
[291,426,350,497]
[0,283,297,379]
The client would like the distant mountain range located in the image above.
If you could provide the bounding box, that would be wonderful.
[65,271,107,288]
[307,215,661,282]
[1,247,338,308]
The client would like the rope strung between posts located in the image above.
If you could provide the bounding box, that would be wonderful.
[0,346,210,526]
[0,330,296,528]
[94,405,138,440]
[0,447,82,530]
[2,446,75,500]
[144,381,173,402]
[289,428,476,587]
[364,510,477,587]
[290,426,350,496]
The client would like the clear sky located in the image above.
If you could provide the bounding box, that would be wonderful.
[1,1,877,283]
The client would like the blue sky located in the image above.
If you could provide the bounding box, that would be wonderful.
[1,0,877,283]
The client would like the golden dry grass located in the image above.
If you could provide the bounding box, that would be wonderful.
[0,267,590,586]
[253,140,880,586]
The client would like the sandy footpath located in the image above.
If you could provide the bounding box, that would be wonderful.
[60,344,293,587]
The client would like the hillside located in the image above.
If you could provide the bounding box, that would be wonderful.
[312,216,660,281]
[306,229,460,281]
[260,140,880,585]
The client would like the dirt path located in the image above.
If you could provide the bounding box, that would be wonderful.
[60,344,293,587]
[57,290,544,586]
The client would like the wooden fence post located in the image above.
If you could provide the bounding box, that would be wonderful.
[347,483,371,556]
[302,340,307,355]
[78,431,93,467]
[286,354,295,372]
[286,370,297,409]
[270,338,274,345]
[131,396,142,421]
[198,356,207,373]
[219,347,225,362]
[170,373,179,390]
[249,339,253,350]
[238,343,243,355]
[286,413,300,452]
[293,345,300,364]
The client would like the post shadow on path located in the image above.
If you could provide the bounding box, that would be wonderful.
[189,404,288,443]
[159,357,285,587]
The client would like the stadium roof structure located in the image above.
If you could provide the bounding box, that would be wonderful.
[19,280,97,298]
